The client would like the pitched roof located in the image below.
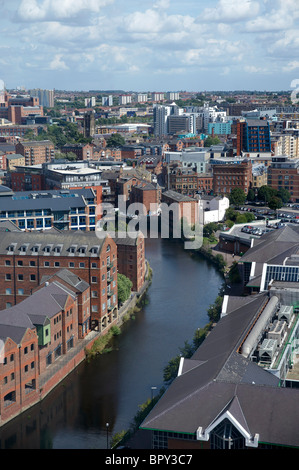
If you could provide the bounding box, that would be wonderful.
[140,292,299,448]
[0,230,109,258]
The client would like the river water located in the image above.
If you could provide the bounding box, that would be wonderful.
[0,235,223,449]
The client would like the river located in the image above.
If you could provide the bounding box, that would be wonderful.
[0,235,223,449]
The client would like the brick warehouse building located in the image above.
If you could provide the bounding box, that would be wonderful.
[0,278,86,425]
[0,230,118,332]
[212,159,252,196]
[115,233,146,292]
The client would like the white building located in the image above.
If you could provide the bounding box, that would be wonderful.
[152,92,165,102]
[85,97,96,107]
[200,195,230,224]
[119,95,132,105]
[137,93,148,103]
[102,96,113,106]
[166,92,180,101]
[165,147,209,173]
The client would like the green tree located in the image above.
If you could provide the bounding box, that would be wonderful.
[257,185,277,204]
[204,136,221,147]
[106,133,126,148]
[268,196,283,210]
[117,273,133,305]
[229,188,246,206]
[247,188,256,202]
[277,189,290,204]
[207,295,223,323]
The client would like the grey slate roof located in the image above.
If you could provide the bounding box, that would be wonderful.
[162,190,197,202]
[0,188,96,212]
[40,268,89,293]
[140,292,299,448]
[240,225,299,265]
[0,230,107,258]
[0,282,76,344]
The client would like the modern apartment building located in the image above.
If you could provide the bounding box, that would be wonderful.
[237,120,271,155]
[0,187,100,232]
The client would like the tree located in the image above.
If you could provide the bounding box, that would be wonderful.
[229,188,246,206]
[247,188,256,202]
[268,196,283,210]
[277,188,290,204]
[257,185,277,204]
[106,133,126,148]
[204,136,221,147]
[117,273,133,305]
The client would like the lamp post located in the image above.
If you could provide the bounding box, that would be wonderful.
[151,386,157,401]
[106,422,109,449]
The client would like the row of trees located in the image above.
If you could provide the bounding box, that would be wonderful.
[229,186,291,211]
[24,121,92,148]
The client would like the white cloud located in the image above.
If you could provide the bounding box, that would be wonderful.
[201,0,260,23]
[283,61,299,72]
[48,54,69,70]
[17,0,114,21]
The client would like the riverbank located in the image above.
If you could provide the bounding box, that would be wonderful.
[120,237,243,449]
[0,264,152,429]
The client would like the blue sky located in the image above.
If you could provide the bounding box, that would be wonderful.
[1,0,299,92]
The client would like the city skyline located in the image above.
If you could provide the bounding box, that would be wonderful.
[1,0,299,93]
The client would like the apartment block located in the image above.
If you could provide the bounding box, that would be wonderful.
[212,159,252,195]
[0,187,99,232]
[267,156,299,202]
[15,140,55,165]
[237,120,271,155]
[0,231,118,332]
[0,275,87,425]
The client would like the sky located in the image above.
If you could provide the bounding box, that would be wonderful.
[1,0,299,93]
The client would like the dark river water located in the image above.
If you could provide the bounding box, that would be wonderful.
[0,235,223,449]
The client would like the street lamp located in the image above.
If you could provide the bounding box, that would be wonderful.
[106,422,109,449]
[151,386,157,401]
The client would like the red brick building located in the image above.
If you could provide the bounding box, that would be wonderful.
[61,143,94,160]
[267,156,299,202]
[161,190,199,227]
[16,140,55,166]
[0,279,82,425]
[115,233,146,292]
[212,159,252,195]
[0,231,118,332]
[130,182,161,215]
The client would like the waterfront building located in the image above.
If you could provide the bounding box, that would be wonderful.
[140,290,299,449]
[0,186,100,232]
[200,195,229,224]
[161,190,199,227]
[0,230,118,331]
[0,275,89,426]
[114,233,146,293]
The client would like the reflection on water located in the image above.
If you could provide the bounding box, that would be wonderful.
[0,236,223,449]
